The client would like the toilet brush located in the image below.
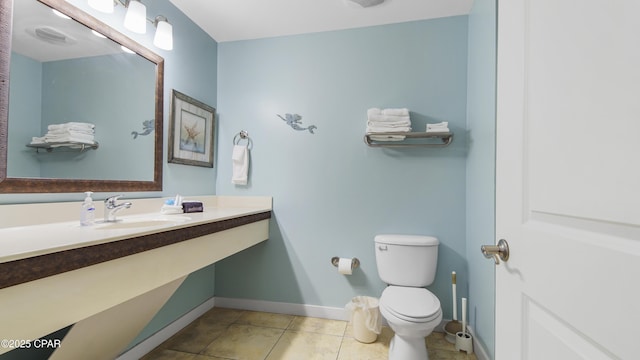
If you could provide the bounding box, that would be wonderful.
[444,271,462,343]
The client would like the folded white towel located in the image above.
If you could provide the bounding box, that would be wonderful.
[232,145,249,185]
[381,108,409,116]
[427,128,449,133]
[30,136,47,144]
[426,122,450,133]
[426,122,449,129]
[367,114,411,124]
[366,125,411,133]
[44,133,95,144]
[48,122,95,131]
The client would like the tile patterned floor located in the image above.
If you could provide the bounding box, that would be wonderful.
[142,307,478,360]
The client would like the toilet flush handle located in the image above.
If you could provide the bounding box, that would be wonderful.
[378,245,388,251]
[481,239,509,265]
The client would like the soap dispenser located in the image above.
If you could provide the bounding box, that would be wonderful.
[80,191,96,226]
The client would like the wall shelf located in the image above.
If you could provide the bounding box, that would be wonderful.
[26,142,99,153]
[364,131,453,148]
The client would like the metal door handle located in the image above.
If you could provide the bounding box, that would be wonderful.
[481,239,509,265]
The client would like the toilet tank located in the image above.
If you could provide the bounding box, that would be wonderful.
[374,234,439,287]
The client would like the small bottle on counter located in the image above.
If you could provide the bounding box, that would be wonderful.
[80,191,96,226]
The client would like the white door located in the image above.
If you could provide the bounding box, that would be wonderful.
[495,1,640,359]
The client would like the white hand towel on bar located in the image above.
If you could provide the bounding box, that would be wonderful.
[232,145,249,185]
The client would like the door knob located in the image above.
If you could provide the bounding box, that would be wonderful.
[481,239,509,264]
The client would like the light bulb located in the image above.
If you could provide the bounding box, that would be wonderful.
[153,17,173,51]
[124,0,146,34]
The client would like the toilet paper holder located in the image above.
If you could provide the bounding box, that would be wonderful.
[331,256,360,270]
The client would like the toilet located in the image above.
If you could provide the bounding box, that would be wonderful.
[374,234,442,360]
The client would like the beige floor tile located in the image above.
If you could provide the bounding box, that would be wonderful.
[429,348,478,360]
[266,330,343,360]
[287,316,347,336]
[427,331,458,351]
[202,324,284,360]
[142,348,225,360]
[337,327,393,360]
[201,307,246,324]
[163,318,229,353]
[236,310,295,329]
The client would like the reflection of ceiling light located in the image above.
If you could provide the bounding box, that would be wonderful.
[88,0,114,13]
[153,16,173,51]
[124,0,147,34]
[91,30,107,38]
[52,9,71,19]
[121,45,135,54]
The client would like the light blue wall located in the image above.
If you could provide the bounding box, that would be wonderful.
[0,0,218,357]
[215,17,469,316]
[0,0,218,204]
[466,0,497,357]
[7,53,41,178]
[39,54,155,181]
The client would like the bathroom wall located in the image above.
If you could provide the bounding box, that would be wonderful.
[8,53,155,181]
[0,0,219,358]
[215,17,469,317]
[7,53,41,178]
[0,0,218,204]
[465,0,497,357]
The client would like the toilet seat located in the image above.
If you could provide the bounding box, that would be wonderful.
[380,286,441,323]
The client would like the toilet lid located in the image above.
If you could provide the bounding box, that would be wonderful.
[380,287,441,322]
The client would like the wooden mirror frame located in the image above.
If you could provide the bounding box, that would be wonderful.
[0,0,163,193]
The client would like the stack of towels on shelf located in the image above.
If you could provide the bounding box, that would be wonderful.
[366,108,412,141]
[426,121,450,133]
[30,122,96,147]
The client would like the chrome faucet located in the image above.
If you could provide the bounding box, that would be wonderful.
[104,195,132,222]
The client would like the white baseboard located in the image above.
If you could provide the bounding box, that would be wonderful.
[116,298,216,360]
[214,297,349,321]
[118,297,491,360]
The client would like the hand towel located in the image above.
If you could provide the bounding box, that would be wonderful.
[231,145,249,185]
[381,108,409,116]
[426,122,450,133]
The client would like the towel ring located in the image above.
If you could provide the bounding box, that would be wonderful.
[233,130,252,149]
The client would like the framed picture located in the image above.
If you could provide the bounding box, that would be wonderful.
[168,90,216,167]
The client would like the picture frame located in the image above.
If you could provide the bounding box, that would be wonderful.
[168,90,216,168]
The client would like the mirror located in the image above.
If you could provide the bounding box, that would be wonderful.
[0,0,163,193]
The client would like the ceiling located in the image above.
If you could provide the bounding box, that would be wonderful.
[168,0,474,43]
[12,0,122,62]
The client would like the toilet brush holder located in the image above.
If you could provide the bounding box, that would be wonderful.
[455,332,474,354]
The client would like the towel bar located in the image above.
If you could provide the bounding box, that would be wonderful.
[364,131,453,148]
[233,130,253,148]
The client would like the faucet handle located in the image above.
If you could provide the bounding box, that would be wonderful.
[105,194,124,205]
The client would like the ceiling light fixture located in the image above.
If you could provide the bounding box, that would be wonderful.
[87,0,174,51]
[153,16,173,51]
[123,0,146,34]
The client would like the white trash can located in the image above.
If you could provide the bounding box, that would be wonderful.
[346,296,382,343]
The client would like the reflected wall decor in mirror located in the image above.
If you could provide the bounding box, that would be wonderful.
[0,0,163,193]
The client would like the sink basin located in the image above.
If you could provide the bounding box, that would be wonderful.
[95,215,191,230]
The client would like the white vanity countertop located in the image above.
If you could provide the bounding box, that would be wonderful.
[0,196,272,264]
